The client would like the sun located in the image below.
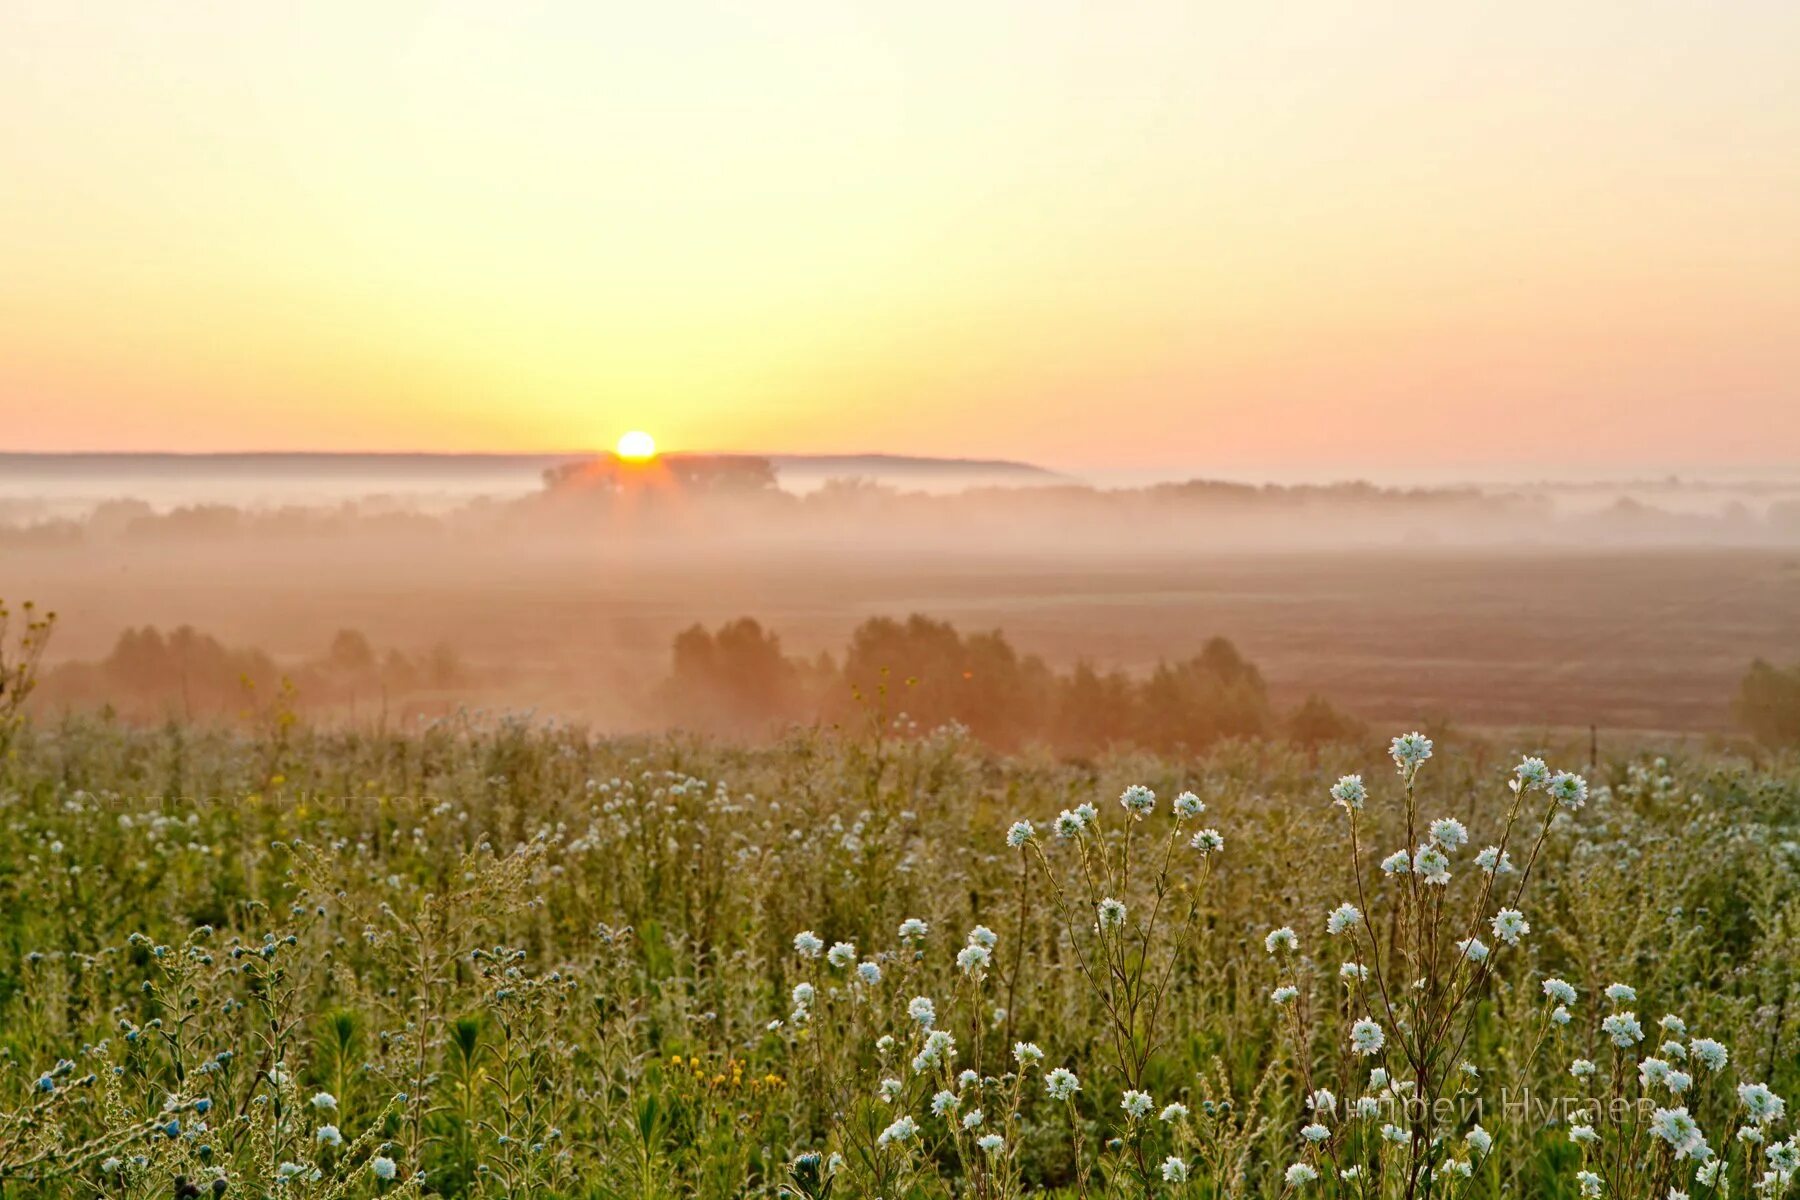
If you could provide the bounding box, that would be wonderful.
[615,430,657,462]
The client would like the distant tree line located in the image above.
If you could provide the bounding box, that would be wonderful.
[661,613,1364,754]
[38,626,465,720]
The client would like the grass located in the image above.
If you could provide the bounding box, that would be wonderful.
[0,713,1794,1198]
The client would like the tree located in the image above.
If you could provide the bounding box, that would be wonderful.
[666,618,800,735]
[1053,661,1140,757]
[1288,694,1366,747]
[1137,637,1271,753]
[1735,659,1800,747]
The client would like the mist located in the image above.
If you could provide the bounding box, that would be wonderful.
[5,451,1798,740]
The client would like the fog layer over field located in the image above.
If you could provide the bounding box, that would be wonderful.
[5,453,1798,737]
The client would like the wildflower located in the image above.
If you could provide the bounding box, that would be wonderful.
[1119,785,1156,818]
[1189,828,1224,854]
[857,961,882,985]
[1271,985,1299,1005]
[1414,844,1451,885]
[1390,731,1433,774]
[1121,1090,1153,1120]
[1045,1068,1080,1101]
[1768,1140,1798,1174]
[1162,1157,1190,1183]
[1667,1070,1693,1095]
[1006,820,1034,847]
[1641,1058,1672,1088]
[317,1124,343,1146]
[1691,1039,1729,1070]
[1013,1041,1044,1066]
[1308,1088,1337,1116]
[1543,978,1578,1005]
[913,1030,956,1071]
[1475,845,1515,874]
[1576,1169,1602,1197]
[878,1116,917,1146]
[931,1090,959,1117]
[1571,1059,1597,1079]
[1160,1102,1189,1122]
[1660,1014,1688,1036]
[1355,1096,1380,1118]
[1330,775,1367,811]
[1515,757,1551,790]
[876,1035,896,1056]
[1075,802,1098,825]
[1429,817,1468,851]
[1457,937,1490,963]
[1549,771,1589,810]
[1327,904,1362,936]
[1491,908,1530,946]
[908,996,936,1029]
[311,1092,338,1111]
[1054,810,1085,839]
[957,945,991,976]
[791,983,816,1010]
[1340,961,1368,981]
[1604,982,1637,1005]
[1097,897,1127,931]
[1552,1005,1572,1026]
[1301,1123,1330,1143]
[370,1156,397,1181]
[958,1069,979,1089]
[898,918,929,943]
[1650,1107,1706,1159]
[793,931,824,958]
[1467,1125,1493,1157]
[1286,1162,1320,1186]
[1174,790,1204,818]
[827,942,856,969]
[1602,1012,1644,1048]
[978,1133,1004,1153]
[879,1078,902,1101]
[1739,1082,1786,1126]
[1265,926,1299,955]
[967,925,998,949]
[1380,849,1412,875]
[1350,1017,1385,1056]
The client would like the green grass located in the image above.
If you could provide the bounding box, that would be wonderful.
[0,714,1794,1198]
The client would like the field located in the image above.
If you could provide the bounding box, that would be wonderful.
[0,714,1795,1198]
[17,541,1800,734]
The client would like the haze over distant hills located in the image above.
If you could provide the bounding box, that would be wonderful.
[0,451,1065,513]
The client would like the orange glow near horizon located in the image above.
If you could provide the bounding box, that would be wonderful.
[1,3,1797,473]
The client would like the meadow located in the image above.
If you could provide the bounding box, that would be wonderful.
[18,538,1800,734]
[0,706,1795,1198]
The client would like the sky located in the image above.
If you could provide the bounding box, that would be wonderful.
[2,1,1798,474]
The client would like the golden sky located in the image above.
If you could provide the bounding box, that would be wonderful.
[2,2,1797,471]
